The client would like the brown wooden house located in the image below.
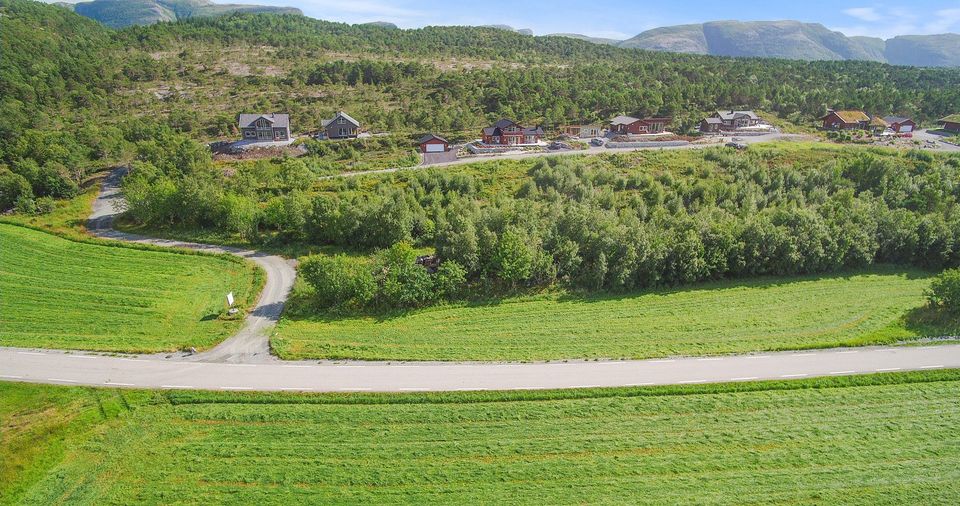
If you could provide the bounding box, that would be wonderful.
[609,115,671,135]
[939,114,960,133]
[821,110,871,130]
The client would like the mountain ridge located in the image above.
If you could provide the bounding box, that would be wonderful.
[59,0,301,29]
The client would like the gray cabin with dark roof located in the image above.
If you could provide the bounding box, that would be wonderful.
[239,113,290,142]
[320,111,361,139]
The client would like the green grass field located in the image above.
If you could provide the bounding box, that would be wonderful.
[0,223,261,353]
[274,267,934,361]
[4,372,960,504]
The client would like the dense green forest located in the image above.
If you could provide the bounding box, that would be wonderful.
[119,139,960,311]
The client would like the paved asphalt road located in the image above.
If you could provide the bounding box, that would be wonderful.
[3,147,959,392]
[1,345,957,392]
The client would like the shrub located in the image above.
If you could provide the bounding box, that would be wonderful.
[0,170,33,210]
[34,196,56,215]
[434,260,467,299]
[13,195,36,214]
[927,268,960,312]
[300,254,376,309]
[377,242,436,308]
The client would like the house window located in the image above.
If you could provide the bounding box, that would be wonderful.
[492,136,500,144]
[525,136,534,143]
[339,128,346,137]
[337,117,345,124]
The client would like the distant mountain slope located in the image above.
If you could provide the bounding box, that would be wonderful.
[618,20,959,67]
[64,0,302,28]
[548,33,621,46]
[885,34,960,67]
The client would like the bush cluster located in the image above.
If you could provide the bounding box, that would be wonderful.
[300,242,465,310]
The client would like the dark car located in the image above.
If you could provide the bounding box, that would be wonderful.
[590,138,605,147]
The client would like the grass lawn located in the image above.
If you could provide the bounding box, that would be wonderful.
[0,223,261,353]
[4,371,960,504]
[274,267,935,362]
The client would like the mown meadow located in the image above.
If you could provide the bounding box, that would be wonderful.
[4,371,960,504]
[0,223,261,352]
[274,267,934,361]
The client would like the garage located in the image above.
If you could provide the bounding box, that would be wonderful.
[417,133,450,153]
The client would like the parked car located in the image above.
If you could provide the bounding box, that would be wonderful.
[590,138,605,147]
[725,142,748,150]
[549,141,572,150]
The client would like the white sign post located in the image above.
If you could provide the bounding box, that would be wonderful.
[226,292,238,315]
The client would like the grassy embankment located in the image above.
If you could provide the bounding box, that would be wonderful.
[3,371,960,504]
[275,267,938,361]
[0,222,261,353]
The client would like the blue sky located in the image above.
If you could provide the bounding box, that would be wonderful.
[49,1,960,39]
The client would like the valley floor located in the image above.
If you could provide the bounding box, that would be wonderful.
[3,372,959,504]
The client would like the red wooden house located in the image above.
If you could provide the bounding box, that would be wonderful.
[481,119,544,145]
[882,116,916,133]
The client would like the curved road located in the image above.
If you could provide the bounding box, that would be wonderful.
[1,168,958,392]
[87,169,296,363]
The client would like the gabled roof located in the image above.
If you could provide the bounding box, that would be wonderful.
[321,111,360,128]
[493,118,520,129]
[869,116,889,127]
[939,114,960,123]
[883,116,913,124]
[824,110,870,123]
[715,110,759,121]
[702,117,723,124]
[417,133,448,144]
[610,115,640,126]
[238,113,289,128]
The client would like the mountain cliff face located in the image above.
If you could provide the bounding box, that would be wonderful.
[64,0,301,28]
[617,21,959,66]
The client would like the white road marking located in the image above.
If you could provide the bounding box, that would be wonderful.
[66,355,96,359]
[575,385,603,388]
[282,365,311,368]
[0,374,23,379]
[731,376,759,381]
[627,382,656,386]
[920,365,944,369]
[337,388,371,392]
[791,353,816,357]
[221,386,253,391]
[160,385,194,389]
[876,367,902,372]
[746,355,771,359]
[830,371,856,375]
[48,378,78,383]
[679,379,709,384]
[781,374,808,378]
[105,382,134,386]
[398,387,430,391]
[223,364,255,367]
[697,358,723,362]
[649,360,676,363]
[837,351,859,354]
[18,352,45,356]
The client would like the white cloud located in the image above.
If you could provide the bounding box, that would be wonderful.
[922,8,960,34]
[843,7,883,22]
